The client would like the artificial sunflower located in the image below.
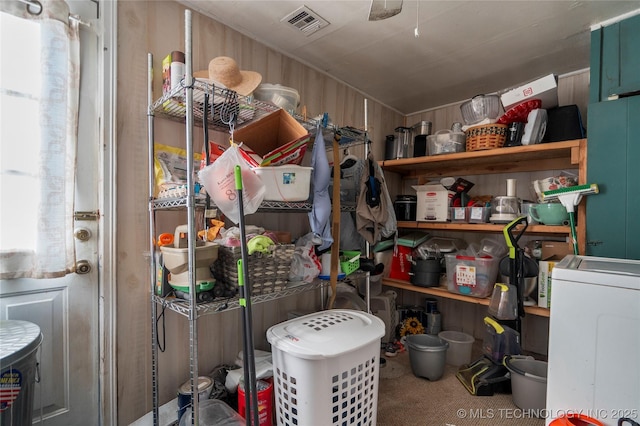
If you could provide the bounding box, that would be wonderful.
[400,316,425,336]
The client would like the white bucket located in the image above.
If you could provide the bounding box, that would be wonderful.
[438,330,475,366]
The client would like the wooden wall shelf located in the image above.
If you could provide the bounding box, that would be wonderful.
[382,278,550,318]
[395,221,572,236]
[379,139,585,179]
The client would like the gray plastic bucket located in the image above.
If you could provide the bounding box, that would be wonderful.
[406,334,449,381]
[0,320,43,426]
[504,355,548,413]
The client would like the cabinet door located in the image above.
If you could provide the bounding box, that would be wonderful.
[590,14,640,102]
[586,96,640,259]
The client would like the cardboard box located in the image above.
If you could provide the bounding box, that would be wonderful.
[536,240,571,308]
[500,73,558,111]
[537,260,556,308]
[233,109,311,166]
[413,185,451,222]
[540,240,572,261]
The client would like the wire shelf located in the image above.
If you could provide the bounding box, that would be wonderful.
[152,280,326,318]
[151,197,355,212]
[295,114,367,149]
[149,79,279,132]
[149,79,368,147]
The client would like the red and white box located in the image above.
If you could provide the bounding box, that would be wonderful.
[500,73,558,111]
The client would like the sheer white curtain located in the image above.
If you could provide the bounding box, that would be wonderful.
[0,0,79,279]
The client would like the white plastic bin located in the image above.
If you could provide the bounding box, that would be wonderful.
[253,165,312,201]
[266,310,385,426]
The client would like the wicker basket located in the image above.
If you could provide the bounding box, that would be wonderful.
[213,244,295,295]
[465,124,508,151]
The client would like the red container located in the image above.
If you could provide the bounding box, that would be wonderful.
[389,245,412,281]
[238,379,273,426]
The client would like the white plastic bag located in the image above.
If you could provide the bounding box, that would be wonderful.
[288,232,322,283]
[198,144,265,224]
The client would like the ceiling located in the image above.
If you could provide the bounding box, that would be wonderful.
[180,1,640,115]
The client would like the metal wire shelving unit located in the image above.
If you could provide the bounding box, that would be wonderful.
[146,10,365,426]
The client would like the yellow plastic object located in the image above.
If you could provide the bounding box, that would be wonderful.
[483,316,504,334]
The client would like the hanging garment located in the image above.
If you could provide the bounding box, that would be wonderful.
[307,127,333,251]
[331,157,366,251]
[340,211,365,252]
[329,156,364,207]
[356,152,397,245]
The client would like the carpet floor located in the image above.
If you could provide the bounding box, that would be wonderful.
[376,350,545,426]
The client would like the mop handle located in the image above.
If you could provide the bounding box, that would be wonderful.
[237,258,251,422]
[234,166,260,426]
[234,166,243,191]
[237,259,246,306]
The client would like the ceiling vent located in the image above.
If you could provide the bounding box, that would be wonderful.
[281,5,330,36]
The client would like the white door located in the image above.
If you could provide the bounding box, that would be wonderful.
[0,1,103,424]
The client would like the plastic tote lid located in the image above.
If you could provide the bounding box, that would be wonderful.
[266,310,385,359]
[0,320,43,365]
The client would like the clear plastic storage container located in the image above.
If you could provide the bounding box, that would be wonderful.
[482,316,521,362]
[253,84,300,112]
[427,129,466,155]
[445,253,500,298]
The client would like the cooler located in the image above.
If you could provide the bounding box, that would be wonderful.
[266,310,385,426]
[0,320,43,426]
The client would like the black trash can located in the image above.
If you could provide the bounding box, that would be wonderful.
[0,320,43,425]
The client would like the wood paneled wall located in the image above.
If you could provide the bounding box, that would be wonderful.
[117,1,590,423]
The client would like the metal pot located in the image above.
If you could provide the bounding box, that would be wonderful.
[410,258,442,288]
[394,195,417,221]
[412,120,432,136]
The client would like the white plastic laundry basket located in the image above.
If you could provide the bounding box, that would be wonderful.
[266,310,385,426]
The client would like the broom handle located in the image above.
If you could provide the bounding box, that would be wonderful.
[234,166,260,426]
[568,212,579,255]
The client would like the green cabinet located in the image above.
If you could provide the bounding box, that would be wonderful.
[590,13,640,103]
[586,96,640,259]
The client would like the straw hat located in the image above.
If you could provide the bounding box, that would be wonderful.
[194,56,262,96]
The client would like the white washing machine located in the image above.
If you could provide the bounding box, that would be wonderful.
[546,255,640,425]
